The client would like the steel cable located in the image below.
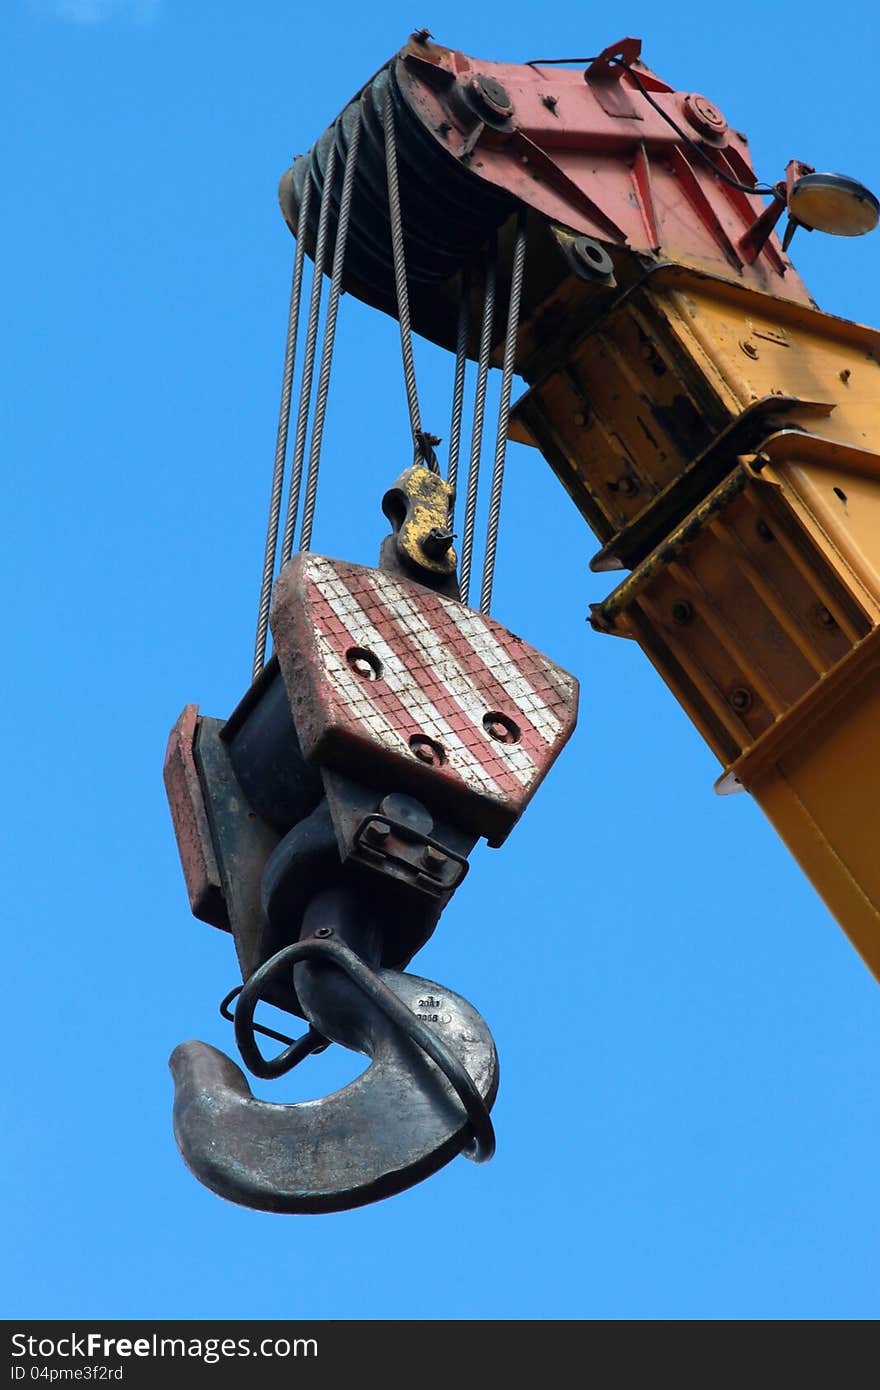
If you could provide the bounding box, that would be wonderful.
[383,79,438,471]
[446,277,469,501]
[459,244,496,605]
[281,137,338,563]
[251,174,312,678]
[480,214,528,615]
[299,111,362,553]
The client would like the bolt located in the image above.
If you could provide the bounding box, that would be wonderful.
[618,476,639,497]
[672,600,693,625]
[314,926,334,939]
[483,712,521,744]
[815,605,837,629]
[410,735,445,766]
[541,93,558,112]
[755,520,774,542]
[730,687,752,712]
[422,845,447,873]
[740,339,759,360]
[840,368,852,385]
[363,819,390,848]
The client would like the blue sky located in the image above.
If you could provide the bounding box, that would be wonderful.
[4,0,879,1320]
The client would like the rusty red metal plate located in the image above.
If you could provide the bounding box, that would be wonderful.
[270,555,579,843]
[395,39,805,298]
[163,704,228,930]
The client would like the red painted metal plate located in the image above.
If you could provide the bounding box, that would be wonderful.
[163,704,228,929]
[271,555,578,843]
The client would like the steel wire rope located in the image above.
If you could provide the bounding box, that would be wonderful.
[299,110,362,553]
[446,276,470,501]
[251,174,312,677]
[281,137,338,563]
[458,243,496,605]
[383,79,439,472]
[479,213,528,615]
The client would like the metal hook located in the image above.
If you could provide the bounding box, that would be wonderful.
[170,892,498,1214]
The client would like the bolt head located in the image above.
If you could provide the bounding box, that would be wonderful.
[483,711,521,745]
[314,926,334,939]
[363,819,391,847]
[409,735,445,767]
[730,687,753,712]
[422,845,447,873]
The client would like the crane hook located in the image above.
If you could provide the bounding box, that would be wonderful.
[170,886,498,1214]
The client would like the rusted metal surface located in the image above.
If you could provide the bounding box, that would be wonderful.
[592,468,752,628]
[586,396,835,573]
[593,458,870,754]
[270,553,579,845]
[193,716,282,989]
[163,705,228,930]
